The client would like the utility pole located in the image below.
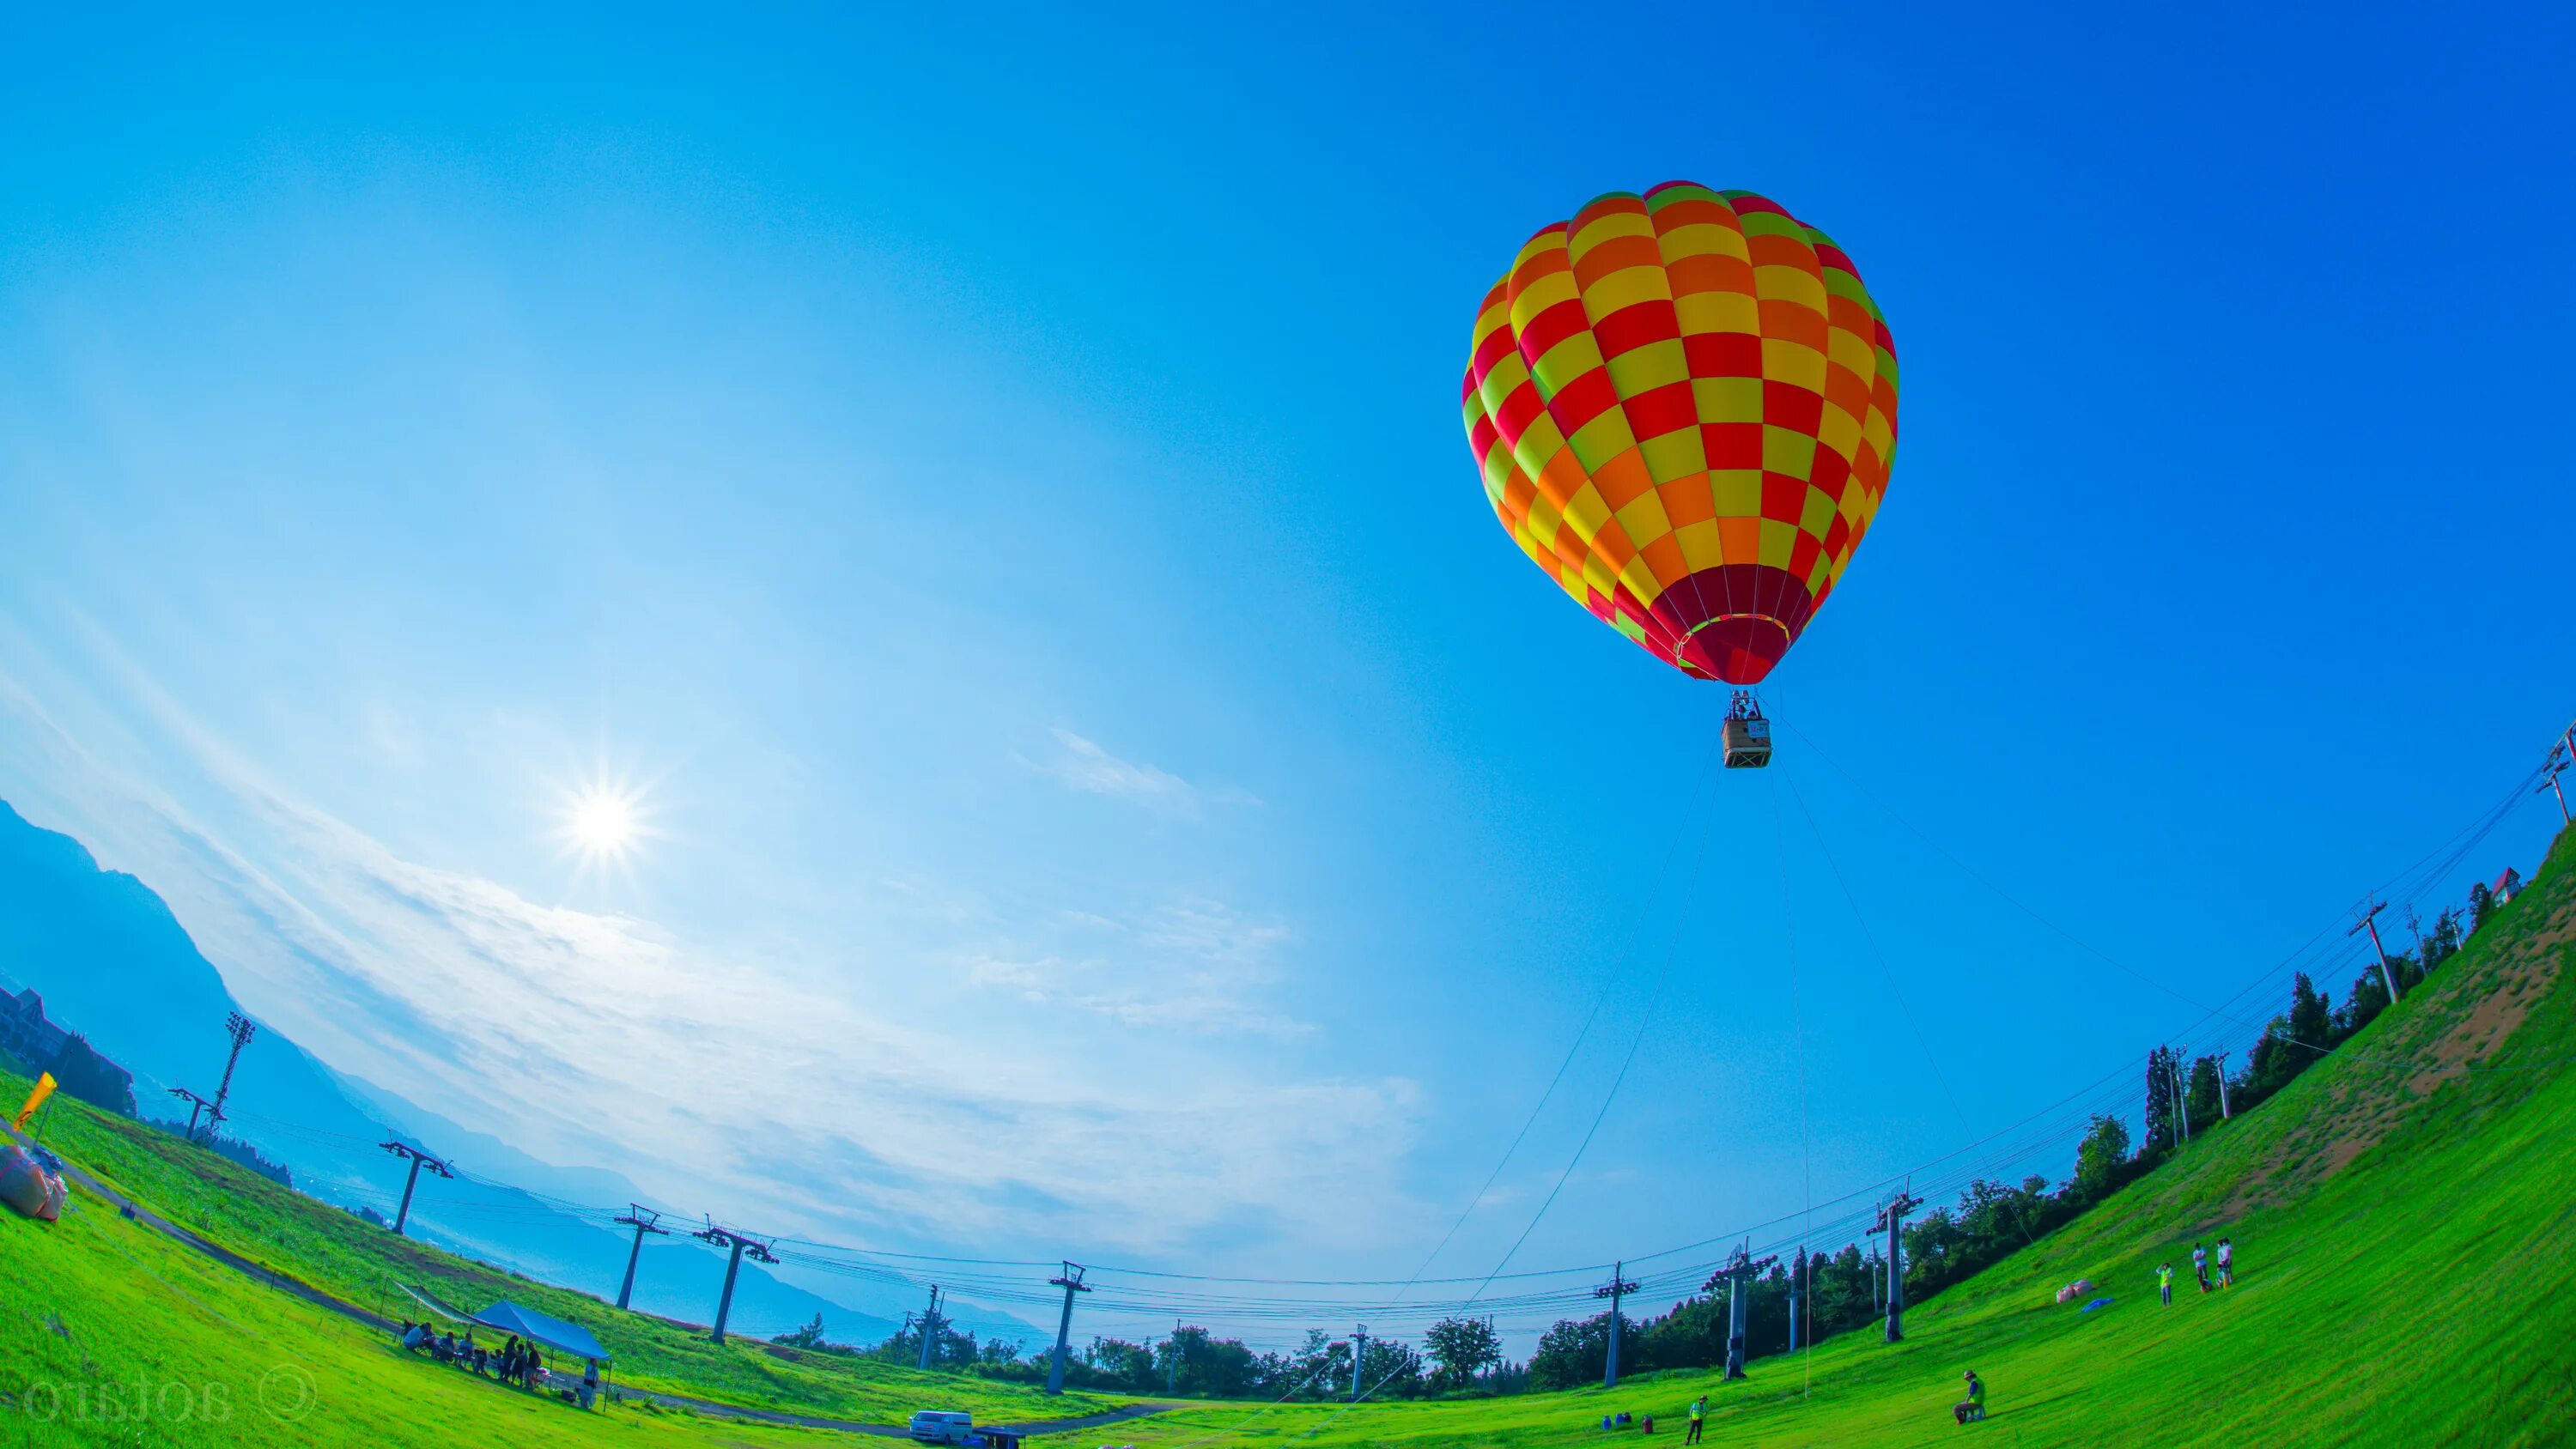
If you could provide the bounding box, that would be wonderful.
[2170,1047,2190,1146]
[691,1222,778,1346]
[377,1140,452,1236]
[2349,900,2403,1004]
[1593,1262,1639,1389]
[209,1011,257,1136]
[167,1088,216,1143]
[1874,1187,1923,1343]
[2543,753,2570,826]
[1349,1324,1370,1403]
[1044,1263,1091,1394]
[917,1285,945,1371]
[2215,1052,2233,1120]
[613,1204,669,1311]
[1788,1249,1804,1353]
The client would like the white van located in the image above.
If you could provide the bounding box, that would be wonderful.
[908,1410,975,1445]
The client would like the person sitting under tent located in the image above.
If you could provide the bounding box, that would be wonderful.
[399,1320,427,1352]
[1953,1369,1986,1424]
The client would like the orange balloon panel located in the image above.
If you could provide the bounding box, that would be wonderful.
[1461,184,1898,684]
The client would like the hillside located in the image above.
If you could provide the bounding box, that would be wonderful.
[5,827,2568,1446]
[0,1078,1135,1437]
[0,797,920,1343]
[1103,823,2576,1447]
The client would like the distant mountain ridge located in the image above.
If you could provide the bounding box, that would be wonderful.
[0,798,907,1343]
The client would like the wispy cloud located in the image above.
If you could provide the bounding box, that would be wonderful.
[1024,728,1247,815]
[959,895,1307,1039]
[0,639,1419,1264]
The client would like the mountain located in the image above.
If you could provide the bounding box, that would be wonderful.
[0,798,901,1344]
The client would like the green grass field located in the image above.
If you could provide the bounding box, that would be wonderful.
[7,826,2573,1446]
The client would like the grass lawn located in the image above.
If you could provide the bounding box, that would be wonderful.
[0,1066,1131,1430]
[7,826,2573,1446]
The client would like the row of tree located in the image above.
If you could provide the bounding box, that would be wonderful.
[792,873,2526,1397]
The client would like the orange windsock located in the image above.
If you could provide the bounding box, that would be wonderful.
[12,1072,56,1132]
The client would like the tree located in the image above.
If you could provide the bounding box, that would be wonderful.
[2184,1055,2225,1132]
[774,1314,829,1349]
[46,1033,134,1116]
[2469,882,2496,934]
[1526,1314,1612,1391]
[2142,1046,2181,1156]
[2287,971,2333,1051]
[2074,1112,2130,1199]
[2425,907,2464,969]
[1424,1316,1502,1391]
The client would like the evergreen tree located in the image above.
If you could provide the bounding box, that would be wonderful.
[2184,1054,2225,1131]
[2142,1046,2181,1155]
[2469,882,2496,933]
[2287,972,2333,1052]
[45,1033,134,1116]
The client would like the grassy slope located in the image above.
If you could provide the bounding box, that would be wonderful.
[8,830,2573,1446]
[0,1173,839,1448]
[1114,826,2576,1448]
[0,1076,1128,1431]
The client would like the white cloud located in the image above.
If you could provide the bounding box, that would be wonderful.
[957,895,1308,1039]
[1026,729,1200,812]
[0,642,1420,1265]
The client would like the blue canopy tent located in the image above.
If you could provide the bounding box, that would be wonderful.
[399,1284,614,1386]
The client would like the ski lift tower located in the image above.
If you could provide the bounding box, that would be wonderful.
[613,1204,671,1311]
[1874,1187,1924,1342]
[377,1140,453,1237]
[1044,1263,1092,1394]
[167,1088,218,1143]
[1704,1243,1778,1379]
[1594,1262,1641,1388]
[691,1221,779,1346]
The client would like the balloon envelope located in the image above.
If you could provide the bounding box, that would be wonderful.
[1461,184,1898,684]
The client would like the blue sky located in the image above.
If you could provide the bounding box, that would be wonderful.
[2,2,2570,1348]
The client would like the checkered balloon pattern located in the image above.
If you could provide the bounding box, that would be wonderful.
[1461,184,1898,684]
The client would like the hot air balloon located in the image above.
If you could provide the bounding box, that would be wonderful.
[1460,184,1898,767]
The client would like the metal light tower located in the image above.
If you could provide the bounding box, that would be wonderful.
[613,1204,669,1312]
[209,1011,257,1133]
[692,1221,778,1346]
[2349,900,2402,1003]
[1706,1243,1777,1379]
[378,1140,453,1236]
[1874,1187,1924,1343]
[167,1088,217,1143]
[1593,1262,1640,1388]
[1044,1262,1092,1394]
[1348,1324,1370,1402]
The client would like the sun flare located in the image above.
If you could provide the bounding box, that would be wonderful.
[568,790,638,854]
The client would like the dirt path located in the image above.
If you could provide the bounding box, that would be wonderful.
[9,1124,1176,1440]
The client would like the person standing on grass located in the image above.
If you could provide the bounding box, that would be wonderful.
[2216,1237,2234,1288]
[2156,1262,2174,1307]
[1686,1395,1707,1444]
[2191,1242,2211,1292]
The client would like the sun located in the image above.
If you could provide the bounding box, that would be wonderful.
[567,789,638,856]
[552,772,657,876]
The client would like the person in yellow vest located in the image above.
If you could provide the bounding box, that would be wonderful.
[1953,1369,1986,1424]
[1685,1394,1706,1444]
[2156,1262,2175,1307]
